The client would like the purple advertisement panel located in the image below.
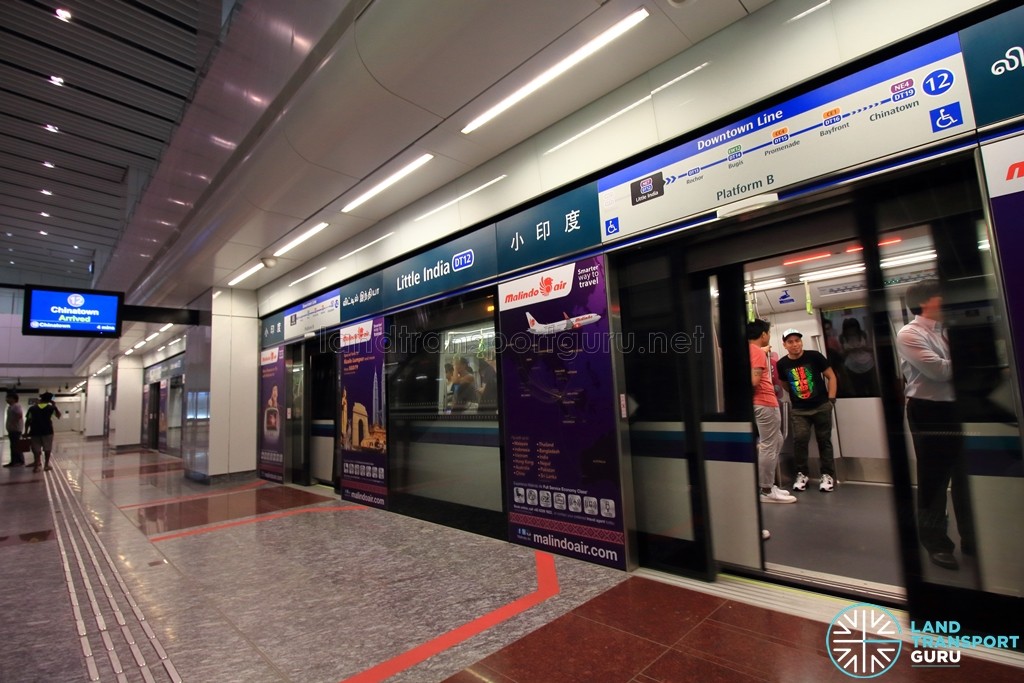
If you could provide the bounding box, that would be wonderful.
[259,346,286,482]
[498,256,625,569]
[336,318,388,509]
[158,379,168,451]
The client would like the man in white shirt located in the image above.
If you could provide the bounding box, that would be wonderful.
[896,280,975,571]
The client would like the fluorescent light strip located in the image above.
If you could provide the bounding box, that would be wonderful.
[169,337,182,345]
[783,252,831,266]
[342,155,434,213]
[145,333,159,341]
[880,250,937,268]
[133,340,147,349]
[415,176,508,221]
[228,262,265,286]
[461,8,649,134]
[787,0,831,23]
[799,264,866,282]
[744,278,788,292]
[289,267,327,287]
[124,348,134,355]
[650,62,709,96]
[273,222,329,257]
[545,96,651,155]
[159,323,173,332]
[339,232,394,260]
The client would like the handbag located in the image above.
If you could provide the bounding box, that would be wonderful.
[15,437,32,454]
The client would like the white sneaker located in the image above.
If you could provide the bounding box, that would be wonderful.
[792,473,809,491]
[760,485,797,504]
[819,473,835,492]
[762,529,771,540]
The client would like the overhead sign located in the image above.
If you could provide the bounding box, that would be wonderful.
[261,311,284,348]
[340,271,384,323]
[144,354,184,384]
[496,182,601,274]
[597,35,974,241]
[283,288,340,341]
[960,3,1024,127]
[382,224,497,309]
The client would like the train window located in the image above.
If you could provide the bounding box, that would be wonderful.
[386,289,505,537]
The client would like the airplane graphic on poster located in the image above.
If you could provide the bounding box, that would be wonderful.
[525,311,601,334]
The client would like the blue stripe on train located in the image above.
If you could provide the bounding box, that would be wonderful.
[629,428,754,463]
[966,436,1024,478]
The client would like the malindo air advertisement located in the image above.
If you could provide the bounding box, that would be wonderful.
[258,346,286,482]
[336,318,388,510]
[498,255,625,569]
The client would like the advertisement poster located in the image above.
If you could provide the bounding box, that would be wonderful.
[498,255,625,569]
[259,346,286,482]
[336,318,388,509]
[158,379,169,451]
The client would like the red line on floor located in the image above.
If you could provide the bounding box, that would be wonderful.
[339,551,560,683]
[148,505,366,542]
[118,479,269,509]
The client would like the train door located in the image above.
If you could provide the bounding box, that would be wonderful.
[146,383,160,450]
[617,151,1023,630]
[308,336,337,486]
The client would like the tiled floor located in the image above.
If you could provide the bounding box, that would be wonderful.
[1,433,1022,682]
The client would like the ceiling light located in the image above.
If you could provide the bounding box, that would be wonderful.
[546,96,651,155]
[744,278,788,292]
[169,337,182,345]
[124,348,134,355]
[787,0,831,24]
[650,62,710,95]
[40,212,50,217]
[342,154,434,213]
[461,8,650,134]
[289,267,327,287]
[880,250,937,269]
[799,264,866,282]
[169,199,189,206]
[56,9,71,22]
[39,231,48,236]
[227,262,265,286]
[159,323,173,332]
[145,333,159,341]
[50,76,64,86]
[43,161,55,168]
[40,189,53,195]
[273,222,329,257]
[339,232,394,260]
[73,245,78,249]
[133,340,147,349]
[157,346,166,352]
[415,176,507,221]
[783,252,831,266]
[44,124,59,133]
[212,290,222,299]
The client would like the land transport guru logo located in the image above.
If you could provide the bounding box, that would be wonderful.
[827,604,902,678]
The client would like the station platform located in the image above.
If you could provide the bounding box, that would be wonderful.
[1,433,1021,682]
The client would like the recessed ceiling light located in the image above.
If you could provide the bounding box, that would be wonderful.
[43,161,55,168]
[341,154,434,213]
[133,340,147,349]
[40,189,53,195]
[227,262,265,286]
[39,231,48,236]
[145,333,159,341]
[55,9,71,22]
[461,8,649,134]
[44,124,59,133]
[273,222,329,257]
[40,212,50,217]
[49,76,64,86]
[415,176,507,221]
[159,323,173,332]
[338,232,394,260]
[289,267,327,287]
[124,348,134,355]
[73,245,79,249]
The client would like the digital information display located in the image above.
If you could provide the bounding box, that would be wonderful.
[22,286,123,338]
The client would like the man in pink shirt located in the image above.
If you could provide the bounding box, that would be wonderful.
[747,319,796,505]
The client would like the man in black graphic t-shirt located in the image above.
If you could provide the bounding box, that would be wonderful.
[776,329,838,493]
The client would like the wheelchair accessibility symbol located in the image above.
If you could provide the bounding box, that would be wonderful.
[929,102,963,133]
